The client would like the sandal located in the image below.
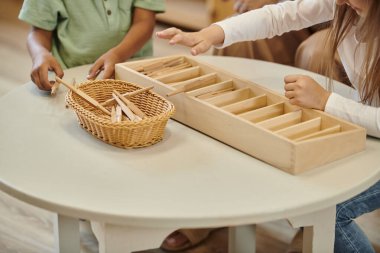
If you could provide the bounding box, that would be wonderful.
[160,228,215,251]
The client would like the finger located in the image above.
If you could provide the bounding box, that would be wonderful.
[31,72,42,90]
[169,33,199,47]
[50,61,64,79]
[284,82,297,91]
[288,98,299,106]
[156,27,182,40]
[191,41,211,55]
[284,74,301,83]
[88,61,104,80]
[102,65,115,80]
[284,90,296,99]
[39,66,53,91]
[168,33,184,45]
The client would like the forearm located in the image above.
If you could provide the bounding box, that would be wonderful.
[216,0,334,48]
[325,93,380,138]
[112,8,156,60]
[199,24,225,47]
[27,27,53,62]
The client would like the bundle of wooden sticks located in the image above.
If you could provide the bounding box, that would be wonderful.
[135,57,192,78]
[55,77,153,123]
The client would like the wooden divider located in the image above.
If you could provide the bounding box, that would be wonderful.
[257,110,302,131]
[132,56,186,73]
[170,72,218,90]
[276,117,322,140]
[147,62,193,78]
[239,102,285,123]
[294,125,341,142]
[156,66,201,84]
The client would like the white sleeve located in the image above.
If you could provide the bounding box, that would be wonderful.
[215,0,334,48]
[325,93,380,138]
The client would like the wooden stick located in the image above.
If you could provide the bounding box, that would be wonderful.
[50,81,60,96]
[55,77,111,116]
[111,106,116,123]
[136,57,185,73]
[100,86,154,106]
[115,105,122,122]
[72,78,77,88]
[113,90,147,119]
[148,62,192,78]
[141,61,163,72]
[112,93,137,121]
[65,79,77,109]
[196,87,235,99]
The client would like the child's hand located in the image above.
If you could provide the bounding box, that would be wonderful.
[31,52,63,91]
[284,75,331,110]
[156,25,225,55]
[87,49,123,80]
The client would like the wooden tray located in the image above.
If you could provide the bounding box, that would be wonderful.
[115,55,366,174]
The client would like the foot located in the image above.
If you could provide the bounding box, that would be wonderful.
[160,228,215,252]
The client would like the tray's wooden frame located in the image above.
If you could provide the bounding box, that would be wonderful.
[115,55,366,174]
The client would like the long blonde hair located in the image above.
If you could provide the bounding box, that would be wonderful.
[326,1,380,104]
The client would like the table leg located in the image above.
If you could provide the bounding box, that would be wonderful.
[91,221,176,253]
[228,225,256,253]
[53,214,80,253]
[288,206,336,253]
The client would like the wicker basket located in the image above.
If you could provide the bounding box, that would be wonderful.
[65,79,175,148]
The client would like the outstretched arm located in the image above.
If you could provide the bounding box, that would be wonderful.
[27,27,64,91]
[156,24,225,55]
[88,7,157,80]
[158,0,332,53]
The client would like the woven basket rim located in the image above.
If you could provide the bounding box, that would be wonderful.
[65,79,175,126]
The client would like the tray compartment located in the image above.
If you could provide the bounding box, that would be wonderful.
[239,102,295,123]
[221,94,267,114]
[257,110,303,131]
[165,72,219,96]
[276,117,322,140]
[204,87,254,107]
[156,66,201,84]
[130,56,189,74]
[294,125,341,142]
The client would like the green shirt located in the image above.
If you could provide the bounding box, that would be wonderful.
[19,0,165,68]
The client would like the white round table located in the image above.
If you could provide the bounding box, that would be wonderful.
[1,56,379,253]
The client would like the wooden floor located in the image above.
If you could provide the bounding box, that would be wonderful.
[0,1,379,253]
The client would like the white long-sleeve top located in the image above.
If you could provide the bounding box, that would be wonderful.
[215,0,380,138]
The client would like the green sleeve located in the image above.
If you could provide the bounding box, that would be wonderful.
[18,0,66,31]
[134,0,165,13]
